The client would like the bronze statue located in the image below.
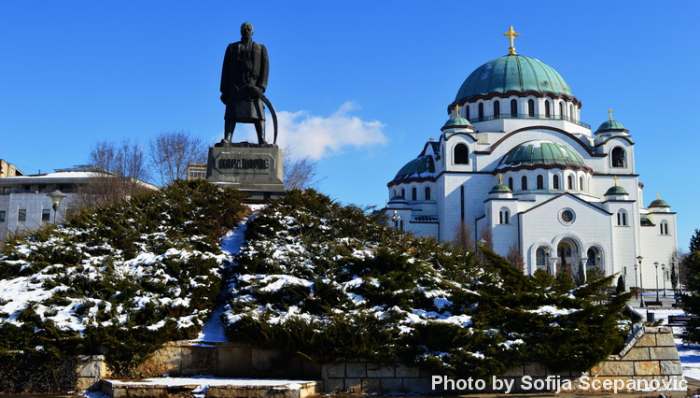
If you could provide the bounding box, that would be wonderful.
[220,22,277,145]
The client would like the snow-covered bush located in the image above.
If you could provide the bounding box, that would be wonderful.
[0,181,247,386]
[223,190,630,377]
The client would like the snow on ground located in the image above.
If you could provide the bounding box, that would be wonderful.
[105,376,313,388]
[194,217,250,343]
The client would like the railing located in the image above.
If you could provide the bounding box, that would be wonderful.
[471,113,591,129]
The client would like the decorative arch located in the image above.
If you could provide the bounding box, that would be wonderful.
[528,241,555,275]
[476,126,606,157]
[586,245,605,272]
[611,146,627,168]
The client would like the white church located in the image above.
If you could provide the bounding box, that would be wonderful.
[384,27,678,289]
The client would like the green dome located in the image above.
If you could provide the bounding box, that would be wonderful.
[596,118,626,133]
[649,198,670,208]
[498,140,586,170]
[605,185,628,196]
[455,55,573,103]
[489,183,512,194]
[392,155,435,183]
[441,115,472,130]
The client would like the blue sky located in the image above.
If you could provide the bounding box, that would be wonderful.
[0,1,698,247]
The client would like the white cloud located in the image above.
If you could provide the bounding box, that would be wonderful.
[238,101,388,160]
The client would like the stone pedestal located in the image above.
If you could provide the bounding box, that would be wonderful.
[206,142,284,200]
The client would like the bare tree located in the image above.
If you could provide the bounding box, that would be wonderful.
[479,229,493,250]
[90,140,149,181]
[452,221,473,252]
[284,157,317,190]
[506,245,525,272]
[149,131,206,185]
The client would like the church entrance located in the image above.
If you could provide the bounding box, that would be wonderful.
[557,239,580,276]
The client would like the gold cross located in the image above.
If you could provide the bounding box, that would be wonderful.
[504,25,519,55]
[613,176,619,186]
[451,103,461,118]
[498,174,504,184]
[608,108,614,121]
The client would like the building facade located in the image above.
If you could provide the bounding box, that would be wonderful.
[384,28,677,290]
[0,167,157,242]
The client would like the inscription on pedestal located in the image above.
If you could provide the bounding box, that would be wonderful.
[206,144,284,195]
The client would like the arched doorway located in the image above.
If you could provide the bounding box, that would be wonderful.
[586,246,604,276]
[557,238,580,276]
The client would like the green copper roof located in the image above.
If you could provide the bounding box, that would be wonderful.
[605,185,628,196]
[489,183,512,194]
[649,198,670,208]
[498,140,586,170]
[441,115,472,130]
[392,155,435,183]
[455,54,573,102]
[596,118,626,133]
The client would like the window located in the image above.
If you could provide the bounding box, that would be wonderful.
[536,247,547,270]
[499,208,510,224]
[521,176,528,191]
[465,105,470,121]
[424,186,431,201]
[42,209,51,223]
[510,99,518,116]
[586,247,602,270]
[18,208,26,223]
[537,175,544,190]
[508,177,514,191]
[478,103,484,121]
[454,143,469,164]
[612,147,626,168]
[560,208,576,224]
[559,102,564,119]
[617,210,628,226]
[545,100,551,117]
[493,100,500,118]
[0,210,5,223]
[567,175,574,190]
[528,99,535,117]
[660,220,669,235]
[401,188,405,198]
[579,176,584,192]
[553,175,560,190]
[411,187,417,201]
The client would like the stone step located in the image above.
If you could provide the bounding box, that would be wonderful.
[100,377,320,398]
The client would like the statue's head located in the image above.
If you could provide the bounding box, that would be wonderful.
[240,22,254,41]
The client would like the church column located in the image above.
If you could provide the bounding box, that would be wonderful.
[549,257,558,275]
[580,258,587,283]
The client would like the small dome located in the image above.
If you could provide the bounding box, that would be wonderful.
[596,110,627,134]
[497,140,586,171]
[441,115,472,131]
[455,54,574,104]
[649,198,670,208]
[490,183,512,194]
[605,185,628,196]
[392,155,435,184]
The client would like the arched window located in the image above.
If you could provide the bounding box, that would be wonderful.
[521,176,528,191]
[536,246,548,271]
[553,175,560,190]
[465,105,470,121]
[528,99,535,117]
[411,187,417,201]
[617,209,628,226]
[612,147,626,168]
[478,103,484,121]
[537,175,544,190]
[660,220,669,235]
[545,100,551,117]
[401,188,405,198]
[499,208,510,224]
[579,176,584,192]
[567,175,574,190]
[493,100,500,118]
[559,102,564,119]
[424,186,431,201]
[508,177,514,191]
[586,247,602,270]
[510,99,518,116]
[454,143,469,164]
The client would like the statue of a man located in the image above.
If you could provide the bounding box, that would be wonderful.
[220,22,269,144]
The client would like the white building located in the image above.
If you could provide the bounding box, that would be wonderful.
[0,166,157,242]
[384,27,677,290]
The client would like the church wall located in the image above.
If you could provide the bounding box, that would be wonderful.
[639,213,678,291]
[406,222,438,238]
[439,173,492,242]
[519,196,613,276]
[486,199,519,257]
[606,202,639,283]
